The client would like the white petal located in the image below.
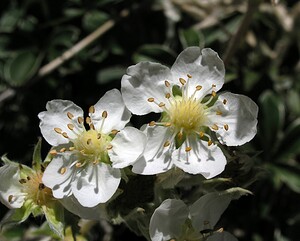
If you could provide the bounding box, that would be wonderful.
[0,164,25,208]
[207,92,258,146]
[150,199,189,241]
[121,62,173,115]
[171,48,225,99]
[207,232,238,241]
[189,192,233,232]
[38,100,84,146]
[71,163,121,207]
[172,136,226,178]
[132,126,175,175]
[42,153,75,199]
[61,195,107,220]
[109,127,147,168]
[91,89,131,133]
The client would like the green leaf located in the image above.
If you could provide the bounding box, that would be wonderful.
[32,138,42,172]
[4,50,43,87]
[82,10,109,32]
[179,28,204,49]
[42,203,65,239]
[97,66,126,85]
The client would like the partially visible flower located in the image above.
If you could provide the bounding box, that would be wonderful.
[38,89,147,208]
[121,47,258,178]
[149,188,251,241]
[0,141,64,238]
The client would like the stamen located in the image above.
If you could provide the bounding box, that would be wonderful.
[149,121,156,126]
[178,132,183,140]
[75,162,82,168]
[163,141,170,147]
[8,195,13,203]
[90,123,95,130]
[87,139,92,145]
[158,102,165,107]
[224,124,229,131]
[212,91,217,97]
[212,84,216,88]
[185,146,192,152]
[106,144,113,150]
[223,99,227,105]
[179,78,186,85]
[38,183,45,190]
[49,149,57,155]
[27,176,31,181]
[78,117,84,124]
[67,124,74,130]
[97,133,102,139]
[111,129,119,135]
[102,111,108,118]
[216,111,222,115]
[67,112,74,119]
[216,228,224,233]
[164,122,172,127]
[60,167,66,174]
[165,93,171,99]
[165,80,170,87]
[196,85,202,91]
[148,97,155,102]
[208,140,213,146]
[89,105,95,114]
[60,147,66,152]
[86,117,91,124]
[69,147,75,151]
[62,132,69,138]
[187,74,192,78]
[54,128,62,134]
[211,124,219,131]
[19,179,27,184]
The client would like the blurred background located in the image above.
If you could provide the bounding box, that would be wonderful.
[0,0,299,240]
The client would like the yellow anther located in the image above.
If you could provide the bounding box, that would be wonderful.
[224,124,229,131]
[147,97,155,102]
[111,129,119,135]
[212,84,216,88]
[149,121,156,126]
[19,179,27,184]
[49,149,57,155]
[216,228,224,233]
[75,162,82,168]
[216,111,222,115]
[60,147,66,152]
[212,91,217,97]
[27,176,31,181]
[102,111,108,118]
[87,139,92,145]
[60,167,66,174]
[196,85,202,91]
[38,183,45,190]
[97,133,102,139]
[223,99,227,105]
[211,124,219,131]
[165,93,171,99]
[158,102,165,107]
[67,124,74,130]
[185,146,192,152]
[93,160,99,165]
[86,117,91,124]
[8,195,13,203]
[67,112,74,119]
[89,105,95,114]
[78,117,84,124]
[199,132,204,138]
[165,80,170,87]
[179,78,186,85]
[177,132,183,140]
[69,147,75,151]
[164,122,172,127]
[208,140,213,146]
[187,74,192,78]
[106,144,113,150]
[62,132,69,138]
[90,123,95,130]
[54,127,62,134]
[163,141,170,147]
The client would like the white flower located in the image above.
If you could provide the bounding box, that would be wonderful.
[121,47,258,178]
[38,89,147,207]
[149,189,248,241]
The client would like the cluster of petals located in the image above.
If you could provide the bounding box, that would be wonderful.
[121,47,258,178]
[38,89,146,208]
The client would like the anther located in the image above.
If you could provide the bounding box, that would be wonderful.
[67,112,74,119]
[223,99,227,105]
[149,121,156,126]
[212,84,216,88]
[211,124,219,131]
[60,147,66,152]
[87,139,92,145]
[224,124,229,131]
[102,111,108,118]
[19,179,27,184]
[38,183,45,190]
[216,111,222,115]
[49,149,57,155]
[185,146,192,152]
[216,228,224,233]
[187,74,192,78]
[8,195,13,203]
[196,85,202,91]
[165,80,170,87]
[199,132,204,138]
[93,160,98,165]
[212,91,217,97]
[54,128,62,134]
[179,78,186,85]
[106,144,113,150]
[67,124,74,130]
[69,147,75,151]
[62,132,69,138]
[147,97,155,102]
[75,162,82,168]
[89,105,95,114]
[78,117,84,124]
[158,102,165,107]
[164,122,172,127]
[90,123,95,130]
[111,129,119,135]
[178,132,183,140]
[165,93,171,99]
[60,167,66,174]
[163,141,170,147]
[97,133,102,139]
[27,176,31,181]
[86,117,91,124]
[208,140,213,146]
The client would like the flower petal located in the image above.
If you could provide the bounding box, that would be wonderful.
[0,164,24,208]
[38,100,84,146]
[91,89,131,134]
[121,62,173,115]
[207,92,258,146]
[150,199,189,241]
[207,232,238,241]
[109,126,147,169]
[132,126,174,175]
[61,195,107,220]
[171,47,225,99]
[71,163,121,207]
[42,153,75,199]
[172,136,226,178]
